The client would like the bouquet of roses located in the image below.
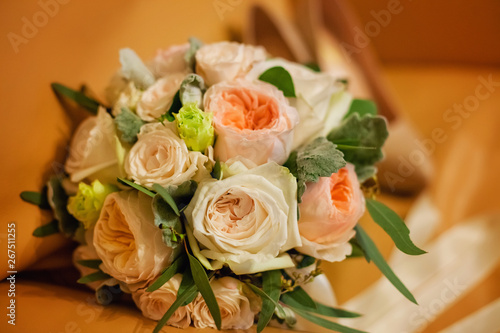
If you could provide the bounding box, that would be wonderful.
[21,38,425,332]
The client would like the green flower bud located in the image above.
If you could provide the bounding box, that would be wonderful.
[67,180,118,229]
[175,103,214,152]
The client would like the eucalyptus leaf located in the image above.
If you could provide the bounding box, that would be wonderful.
[296,255,316,269]
[344,99,377,119]
[77,259,103,270]
[117,178,155,197]
[147,255,187,292]
[366,199,426,255]
[289,307,367,333]
[51,83,100,114]
[258,66,296,97]
[96,284,122,306]
[188,253,221,330]
[177,268,199,306]
[355,165,378,183]
[256,270,283,333]
[152,195,183,259]
[32,219,59,237]
[114,107,145,143]
[77,271,111,284]
[355,225,417,304]
[246,283,286,331]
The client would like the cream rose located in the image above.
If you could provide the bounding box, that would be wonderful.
[65,107,120,184]
[204,80,299,165]
[93,190,172,291]
[247,59,352,150]
[195,41,267,86]
[185,162,301,274]
[295,164,365,262]
[124,123,211,189]
[150,43,190,78]
[191,277,260,330]
[132,274,192,328]
[136,73,186,121]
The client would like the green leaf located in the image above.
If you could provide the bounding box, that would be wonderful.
[211,159,223,180]
[177,268,199,306]
[32,219,59,237]
[185,37,203,72]
[77,259,103,270]
[188,253,221,330]
[47,176,79,237]
[147,255,187,292]
[344,99,377,119]
[154,281,199,333]
[153,184,180,216]
[114,107,145,144]
[117,178,155,197]
[77,271,111,284]
[290,137,346,202]
[284,287,316,310]
[347,239,366,258]
[355,225,417,304]
[246,283,286,332]
[296,255,316,269]
[21,187,51,209]
[158,90,182,124]
[51,83,100,114]
[256,270,283,333]
[303,62,321,72]
[327,113,388,167]
[259,66,296,97]
[366,199,426,256]
[289,307,367,333]
[354,165,378,183]
[281,295,361,318]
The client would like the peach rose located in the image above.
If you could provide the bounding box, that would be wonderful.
[195,41,267,86]
[204,80,299,165]
[191,277,260,330]
[93,191,172,291]
[136,73,186,121]
[132,274,192,328]
[150,43,190,78]
[125,123,212,189]
[295,163,365,262]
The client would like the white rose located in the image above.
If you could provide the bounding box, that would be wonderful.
[125,123,211,189]
[150,43,190,78]
[204,80,299,165]
[195,41,267,86]
[247,59,352,150]
[65,107,120,184]
[185,162,301,275]
[132,274,192,328]
[136,73,186,122]
[191,277,260,330]
[111,81,143,116]
[93,190,172,291]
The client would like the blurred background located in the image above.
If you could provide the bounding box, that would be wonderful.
[1,0,499,332]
